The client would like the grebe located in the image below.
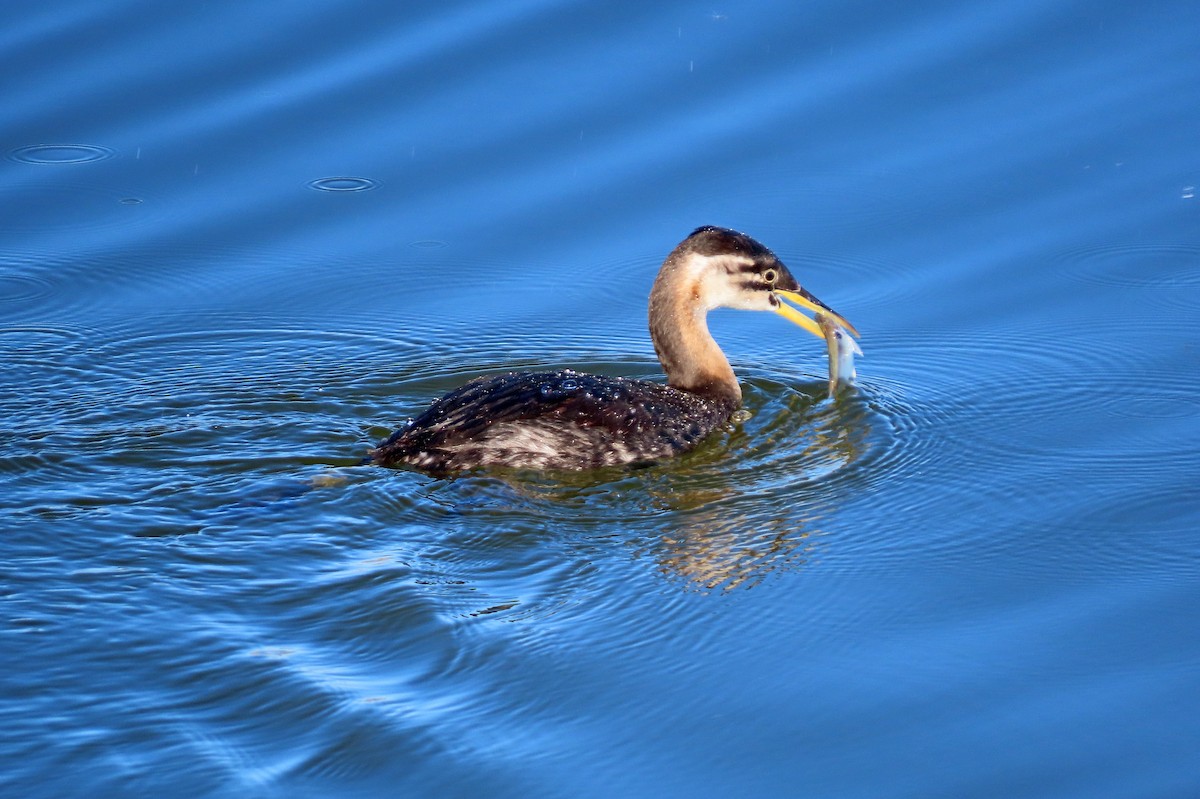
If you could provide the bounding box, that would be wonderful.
[371,226,858,472]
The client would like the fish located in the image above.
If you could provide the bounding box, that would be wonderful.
[817,311,863,399]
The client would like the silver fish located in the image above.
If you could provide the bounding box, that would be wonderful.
[818,312,863,398]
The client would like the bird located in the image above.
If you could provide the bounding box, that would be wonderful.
[371,225,858,473]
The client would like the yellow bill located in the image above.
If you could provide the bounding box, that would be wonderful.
[773,288,859,339]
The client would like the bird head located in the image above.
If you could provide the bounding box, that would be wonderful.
[675,225,859,339]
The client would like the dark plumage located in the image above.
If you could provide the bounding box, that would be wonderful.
[371,369,735,472]
[371,226,857,473]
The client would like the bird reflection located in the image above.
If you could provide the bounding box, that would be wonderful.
[418,383,870,592]
[640,399,865,591]
[650,495,817,591]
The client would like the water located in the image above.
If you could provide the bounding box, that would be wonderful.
[3,1,1198,796]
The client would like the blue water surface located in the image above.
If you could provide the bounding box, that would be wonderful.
[2,1,1199,797]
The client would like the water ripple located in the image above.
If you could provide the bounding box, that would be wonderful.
[0,274,52,306]
[826,320,1200,575]
[1055,243,1200,310]
[0,322,94,356]
[777,250,920,312]
[74,322,417,438]
[924,325,1197,468]
[8,143,115,165]
[1098,380,1200,420]
[307,176,379,192]
[0,244,362,323]
[0,183,156,234]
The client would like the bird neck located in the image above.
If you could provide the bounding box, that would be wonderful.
[648,255,742,408]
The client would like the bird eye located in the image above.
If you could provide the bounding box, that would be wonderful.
[762,268,778,285]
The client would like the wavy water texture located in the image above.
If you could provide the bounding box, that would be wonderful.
[3,0,1200,797]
